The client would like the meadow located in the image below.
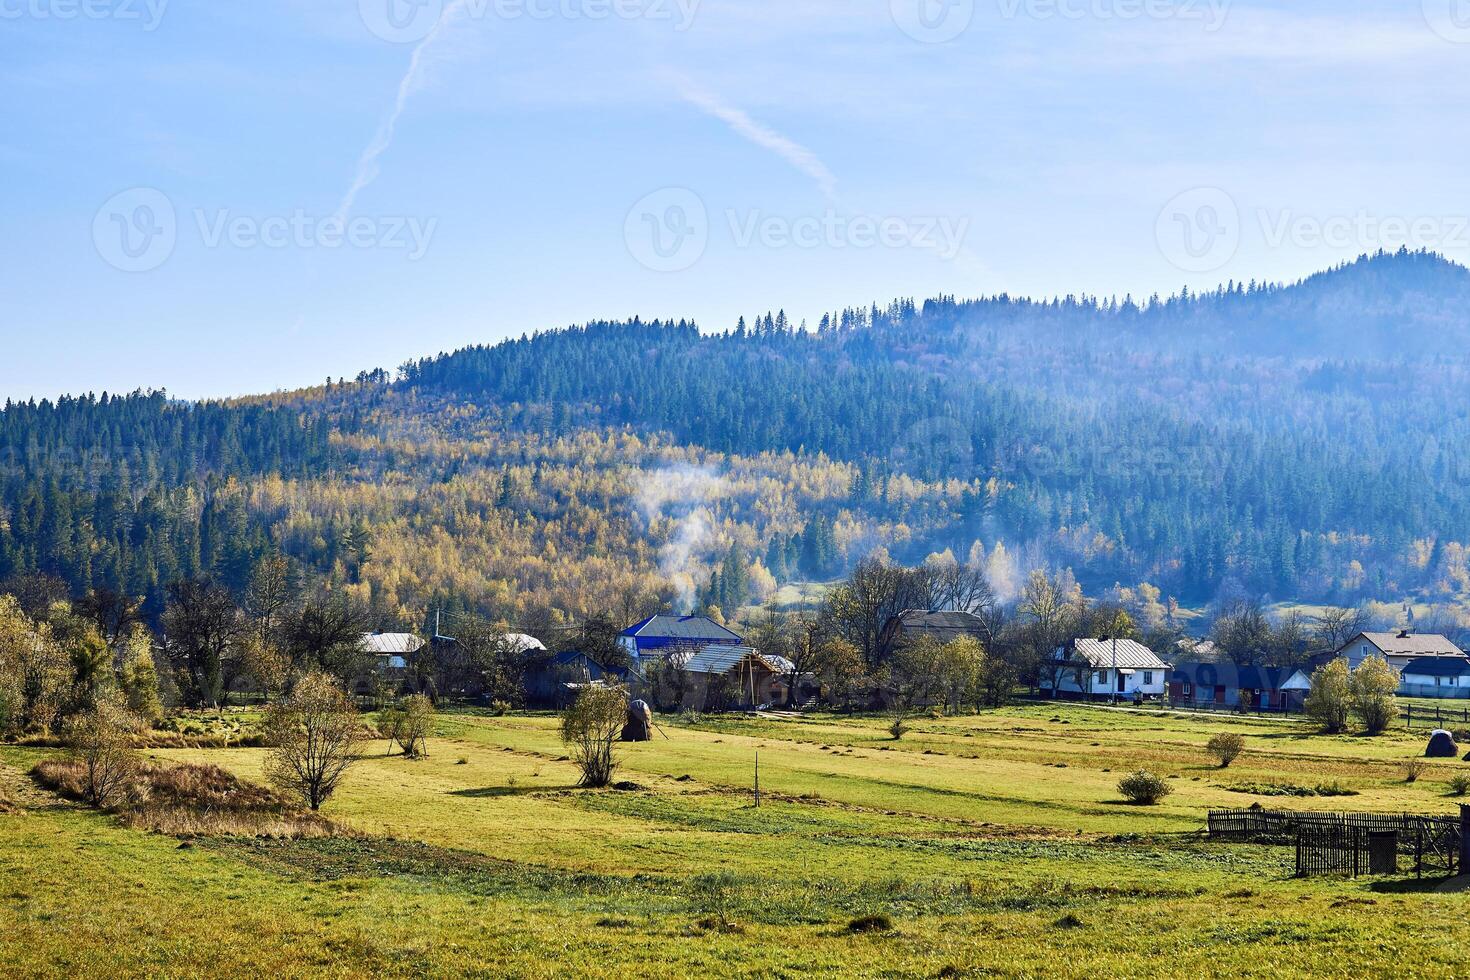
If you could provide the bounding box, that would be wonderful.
[2,702,1468,978]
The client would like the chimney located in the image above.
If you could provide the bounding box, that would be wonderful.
[1398,628,1412,640]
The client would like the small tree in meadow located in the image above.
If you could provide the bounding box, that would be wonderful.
[1304,659,1352,733]
[264,672,363,811]
[1207,732,1245,768]
[1349,656,1399,735]
[561,686,627,788]
[393,695,434,759]
[63,695,142,809]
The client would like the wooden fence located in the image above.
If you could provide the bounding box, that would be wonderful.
[1404,704,1470,730]
[1208,809,1462,878]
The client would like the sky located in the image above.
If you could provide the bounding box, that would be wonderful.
[4,0,1470,400]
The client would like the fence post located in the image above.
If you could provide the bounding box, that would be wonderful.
[1406,705,1412,729]
[1460,806,1470,875]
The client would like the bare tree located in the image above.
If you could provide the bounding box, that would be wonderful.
[162,578,244,709]
[264,672,364,810]
[1311,606,1371,652]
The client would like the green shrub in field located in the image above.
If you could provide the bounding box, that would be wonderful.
[1448,774,1470,797]
[1402,759,1427,783]
[1207,733,1245,768]
[1117,770,1172,805]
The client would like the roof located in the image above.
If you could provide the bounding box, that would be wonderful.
[621,615,744,644]
[683,644,760,675]
[360,633,425,655]
[1171,661,1311,690]
[503,633,547,654]
[1345,632,1465,658]
[1068,638,1170,671]
[1401,656,1470,678]
[888,609,988,643]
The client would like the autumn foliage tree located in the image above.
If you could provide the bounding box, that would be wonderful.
[264,672,364,811]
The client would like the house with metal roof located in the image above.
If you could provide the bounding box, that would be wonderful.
[1336,630,1466,671]
[1041,638,1171,700]
[882,609,989,649]
[359,632,426,671]
[617,615,745,673]
[1399,656,1470,699]
[1168,661,1312,712]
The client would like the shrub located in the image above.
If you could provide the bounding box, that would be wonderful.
[847,914,893,933]
[1207,733,1245,768]
[1449,774,1470,797]
[560,687,627,788]
[264,672,364,811]
[1349,656,1400,735]
[1402,759,1427,783]
[1305,660,1351,733]
[689,872,741,931]
[1117,770,1173,805]
[888,718,909,740]
[62,697,142,809]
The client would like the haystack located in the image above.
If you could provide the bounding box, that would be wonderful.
[1425,729,1459,758]
[621,699,653,742]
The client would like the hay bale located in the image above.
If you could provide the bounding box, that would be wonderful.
[1426,729,1459,758]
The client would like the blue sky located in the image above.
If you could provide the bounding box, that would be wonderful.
[4,0,1469,400]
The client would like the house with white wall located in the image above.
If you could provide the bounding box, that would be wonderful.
[1041,638,1170,700]
[1399,656,1470,699]
[1336,630,1465,671]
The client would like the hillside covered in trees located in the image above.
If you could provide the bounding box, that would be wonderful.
[4,249,1470,631]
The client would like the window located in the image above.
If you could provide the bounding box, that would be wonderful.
[1183,682,1193,698]
[1095,671,1106,686]
[1143,671,1154,685]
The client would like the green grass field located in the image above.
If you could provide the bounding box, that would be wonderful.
[3,703,1469,977]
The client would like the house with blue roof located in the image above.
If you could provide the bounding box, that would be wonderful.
[617,615,745,674]
[1168,661,1312,712]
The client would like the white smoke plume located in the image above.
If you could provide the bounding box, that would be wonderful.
[635,464,726,612]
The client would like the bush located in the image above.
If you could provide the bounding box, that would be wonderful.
[847,914,893,933]
[1305,660,1351,733]
[689,872,740,931]
[1350,656,1400,735]
[560,687,627,788]
[1117,770,1173,805]
[1449,774,1470,797]
[264,672,364,811]
[1402,759,1427,783]
[888,718,909,740]
[62,697,142,809]
[1207,733,1245,768]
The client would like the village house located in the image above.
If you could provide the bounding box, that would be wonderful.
[1041,638,1170,700]
[1336,630,1466,671]
[1168,661,1312,712]
[617,614,745,675]
[881,609,989,652]
[1398,656,1470,699]
[523,649,631,706]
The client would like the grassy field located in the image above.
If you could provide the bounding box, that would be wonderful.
[3,703,1469,977]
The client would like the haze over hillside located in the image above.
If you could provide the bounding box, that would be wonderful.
[4,250,1469,630]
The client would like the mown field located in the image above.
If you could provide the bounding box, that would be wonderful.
[2,703,1469,978]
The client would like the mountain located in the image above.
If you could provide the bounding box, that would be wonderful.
[4,250,1470,629]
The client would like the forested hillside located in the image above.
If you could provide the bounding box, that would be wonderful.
[4,249,1470,630]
